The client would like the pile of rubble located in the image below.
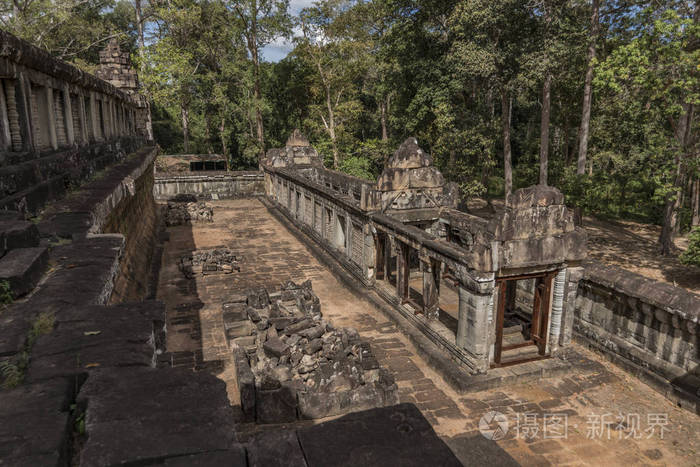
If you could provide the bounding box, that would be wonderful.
[179,248,240,278]
[228,281,399,424]
[165,201,214,226]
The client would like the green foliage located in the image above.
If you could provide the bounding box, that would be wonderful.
[0,354,26,389]
[0,312,55,389]
[28,312,56,347]
[0,281,13,305]
[680,228,700,267]
[6,0,699,261]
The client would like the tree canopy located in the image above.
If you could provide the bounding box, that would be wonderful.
[3,0,699,254]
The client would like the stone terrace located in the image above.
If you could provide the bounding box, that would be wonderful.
[157,198,700,466]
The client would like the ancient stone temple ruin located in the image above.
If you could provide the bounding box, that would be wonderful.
[1,31,698,466]
[264,135,586,371]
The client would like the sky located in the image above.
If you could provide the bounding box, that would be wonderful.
[260,0,315,62]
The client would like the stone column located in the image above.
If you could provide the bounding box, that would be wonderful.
[422,258,440,320]
[62,85,74,145]
[559,266,584,347]
[4,80,23,151]
[0,81,11,151]
[345,214,352,257]
[89,93,99,140]
[363,225,376,284]
[384,236,393,283]
[78,93,88,143]
[396,241,409,302]
[548,268,567,353]
[456,279,494,372]
[16,75,34,150]
[45,87,58,150]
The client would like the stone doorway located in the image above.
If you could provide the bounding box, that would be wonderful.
[493,272,555,367]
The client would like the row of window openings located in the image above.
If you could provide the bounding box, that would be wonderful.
[1,80,135,152]
[285,184,358,259]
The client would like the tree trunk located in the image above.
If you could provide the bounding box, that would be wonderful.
[220,117,229,171]
[181,104,189,153]
[133,0,153,141]
[325,86,339,169]
[380,98,388,141]
[576,0,599,175]
[501,89,513,205]
[659,156,683,255]
[563,116,570,164]
[539,72,552,186]
[248,9,265,161]
[204,115,213,154]
[659,103,692,255]
[692,178,700,228]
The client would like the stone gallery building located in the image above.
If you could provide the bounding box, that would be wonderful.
[263,134,586,372]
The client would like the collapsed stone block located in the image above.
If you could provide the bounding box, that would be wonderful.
[165,201,213,226]
[179,248,240,278]
[232,282,399,425]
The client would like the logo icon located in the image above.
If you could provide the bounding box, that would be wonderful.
[479,411,509,440]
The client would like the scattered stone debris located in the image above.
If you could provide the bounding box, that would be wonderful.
[228,280,399,423]
[179,248,240,278]
[165,201,214,226]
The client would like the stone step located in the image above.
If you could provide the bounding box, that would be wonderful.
[0,247,48,298]
[0,219,40,256]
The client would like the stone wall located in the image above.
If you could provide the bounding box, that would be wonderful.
[154,171,264,200]
[0,31,148,216]
[104,160,159,303]
[575,263,699,410]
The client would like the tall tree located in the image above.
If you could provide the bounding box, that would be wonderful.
[576,0,600,176]
[228,0,291,160]
[298,0,364,169]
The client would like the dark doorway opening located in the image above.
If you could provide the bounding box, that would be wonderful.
[493,272,555,367]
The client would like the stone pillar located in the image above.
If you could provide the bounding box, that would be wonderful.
[363,225,376,284]
[78,93,88,143]
[45,87,58,150]
[0,81,11,151]
[62,85,75,145]
[4,80,23,151]
[345,214,352,257]
[559,266,584,347]
[16,75,34,150]
[422,258,440,320]
[456,280,494,372]
[90,93,99,140]
[548,268,567,353]
[396,241,409,302]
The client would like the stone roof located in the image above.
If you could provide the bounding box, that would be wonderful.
[385,137,434,169]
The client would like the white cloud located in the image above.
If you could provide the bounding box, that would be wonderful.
[289,0,317,14]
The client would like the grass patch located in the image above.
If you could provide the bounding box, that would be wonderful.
[0,280,13,305]
[0,312,55,389]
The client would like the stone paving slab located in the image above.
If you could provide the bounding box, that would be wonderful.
[0,378,73,466]
[298,403,461,467]
[158,199,700,466]
[77,367,241,466]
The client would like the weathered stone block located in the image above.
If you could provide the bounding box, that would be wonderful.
[226,320,254,339]
[0,246,48,297]
[247,430,307,467]
[264,336,290,358]
[256,382,298,424]
[233,347,255,422]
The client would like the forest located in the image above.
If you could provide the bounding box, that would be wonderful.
[1,0,698,264]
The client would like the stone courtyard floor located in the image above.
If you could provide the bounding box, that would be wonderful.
[157,198,700,466]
